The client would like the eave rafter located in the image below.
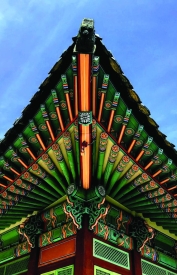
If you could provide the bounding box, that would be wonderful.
[0,18,177,237]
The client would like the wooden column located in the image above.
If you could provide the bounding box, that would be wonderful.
[74,215,94,275]
[131,249,142,275]
[27,246,40,275]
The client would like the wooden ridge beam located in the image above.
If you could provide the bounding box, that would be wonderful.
[78,53,92,189]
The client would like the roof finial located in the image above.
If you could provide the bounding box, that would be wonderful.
[74,18,96,53]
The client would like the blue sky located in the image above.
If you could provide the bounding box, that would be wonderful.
[0,0,177,148]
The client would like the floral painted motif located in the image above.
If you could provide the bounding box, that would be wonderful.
[134,140,143,147]
[125,128,135,136]
[104,101,112,110]
[99,132,108,152]
[63,197,85,229]
[15,241,31,257]
[74,120,79,140]
[147,188,166,199]
[21,173,38,186]
[133,173,150,187]
[129,218,155,252]
[94,222,133,250]
[117,155,129,172]
[92,119,97,140]
[42,208,57,231]
[125,164,139,180]
[1,191,19,202]
[38,124,48,132]
[141,244,158,261]
[8,185,27,195]
[63,131,72,151]
[39,231,52,247]
[114,115,123,124]
[116,210,132,234]
[52,143,63,161]
[18,215,43,248]
[144,150,153,156]
[30,164,46,179]
[94,222,110,241]
[28,136,38,144]
[60,100,67,110]
[117,234,133,250]
[49,112,57,120]
[108,145,119,163]
[38,222,77,247]
[78,111,92,125]
[41,153,55,170]
[89,198,110,230]
[138,181,158,192]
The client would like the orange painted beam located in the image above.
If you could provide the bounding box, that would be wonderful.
[79,124,92,189]
[26,147,36,160]
[144,160,154,170]
[118,124,126,144]
[168,185,177,191]
[10,168,20,176]
[136,150,145,162]
[152,169,162,178]
[127,139,136,153]
[97,93,105,122]
[46,120,55,141]
[56,106,64,131]
[36,133,46,151]
[18,159,28,169]
[78,54,92,190]
[3,175,13,182]
[0,183,6,188]
[92,76,97,116]
[74,75,78,116]
[107,110,114,132]
[160,178,170,184]
[65,93,73,121]
[78,54,91,111]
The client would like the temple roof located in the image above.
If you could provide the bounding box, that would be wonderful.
[0,19,177,240]
[1,37,177,160]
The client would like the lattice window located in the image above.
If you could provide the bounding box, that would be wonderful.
[57,265,73,275]
[6,256,29,275]
[141,259,177,275]
[168,272,177,275]
[0,266,5,275]
[0,256,30,275]
[94,265,121,275]
[41,265,74,275]
[93,238,130,270]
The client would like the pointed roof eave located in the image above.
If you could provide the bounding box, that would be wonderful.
[0,19,177,238]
